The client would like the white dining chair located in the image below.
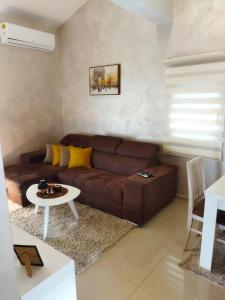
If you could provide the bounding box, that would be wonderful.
[185,157,225,251]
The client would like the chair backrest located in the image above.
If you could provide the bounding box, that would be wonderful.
[186,157,206,229]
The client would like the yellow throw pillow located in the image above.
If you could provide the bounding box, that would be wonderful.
[68,146,92,169]
[52,144,61,165]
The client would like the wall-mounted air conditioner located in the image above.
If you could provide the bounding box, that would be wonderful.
[0,23,55,52]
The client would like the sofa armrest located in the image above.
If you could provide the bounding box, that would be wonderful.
[20,150,46,164]
[123,164,177,225]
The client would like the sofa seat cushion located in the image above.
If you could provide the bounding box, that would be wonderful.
[5,163,65,206]
[57,167,126,203]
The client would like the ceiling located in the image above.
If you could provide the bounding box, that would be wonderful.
[111,0,172,24]
[0,0,172,29]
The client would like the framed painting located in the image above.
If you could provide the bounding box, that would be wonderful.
[89,64,121,95]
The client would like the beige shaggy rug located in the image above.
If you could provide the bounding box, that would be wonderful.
[180,240,225,288]
[10,203,135,273]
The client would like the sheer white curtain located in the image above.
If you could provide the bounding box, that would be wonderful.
[163,62,225,160]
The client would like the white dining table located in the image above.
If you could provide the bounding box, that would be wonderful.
[199,174,225,271]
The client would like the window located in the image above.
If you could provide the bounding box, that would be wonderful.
[163,62,225,160]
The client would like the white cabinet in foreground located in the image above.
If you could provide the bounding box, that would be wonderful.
[12,225,77,300]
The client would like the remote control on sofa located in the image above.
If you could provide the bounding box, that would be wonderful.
[137,171,154,178]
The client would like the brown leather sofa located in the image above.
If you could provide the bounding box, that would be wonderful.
[5,134,177,225]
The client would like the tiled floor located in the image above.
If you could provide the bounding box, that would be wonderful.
[76,199,225,300]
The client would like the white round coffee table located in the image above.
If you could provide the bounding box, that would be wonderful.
[26,184,81,239]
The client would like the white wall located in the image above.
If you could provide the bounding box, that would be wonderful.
[0,145,20,300]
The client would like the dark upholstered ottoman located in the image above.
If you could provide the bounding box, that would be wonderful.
[5,163,64,206]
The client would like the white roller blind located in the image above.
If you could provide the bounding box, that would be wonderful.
[163,62,225,160]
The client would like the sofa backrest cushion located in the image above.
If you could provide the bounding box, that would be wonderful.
[92,151,152,176]
[117,141,160,160]
[60,134,92,148]
[90,135,123,154]
[60,134,160,176]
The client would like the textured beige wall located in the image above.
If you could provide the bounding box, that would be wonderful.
[59,0,170,143]
[3,0,224,195]
[59,0,225,196]
[168,0,225,57]
[0,14,63,165]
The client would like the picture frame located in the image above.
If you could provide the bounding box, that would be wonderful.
[14,244,44,267]
[89,64,121,95]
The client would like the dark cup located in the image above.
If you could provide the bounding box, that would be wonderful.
[55,184,62,192]
[38,179,48,191]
